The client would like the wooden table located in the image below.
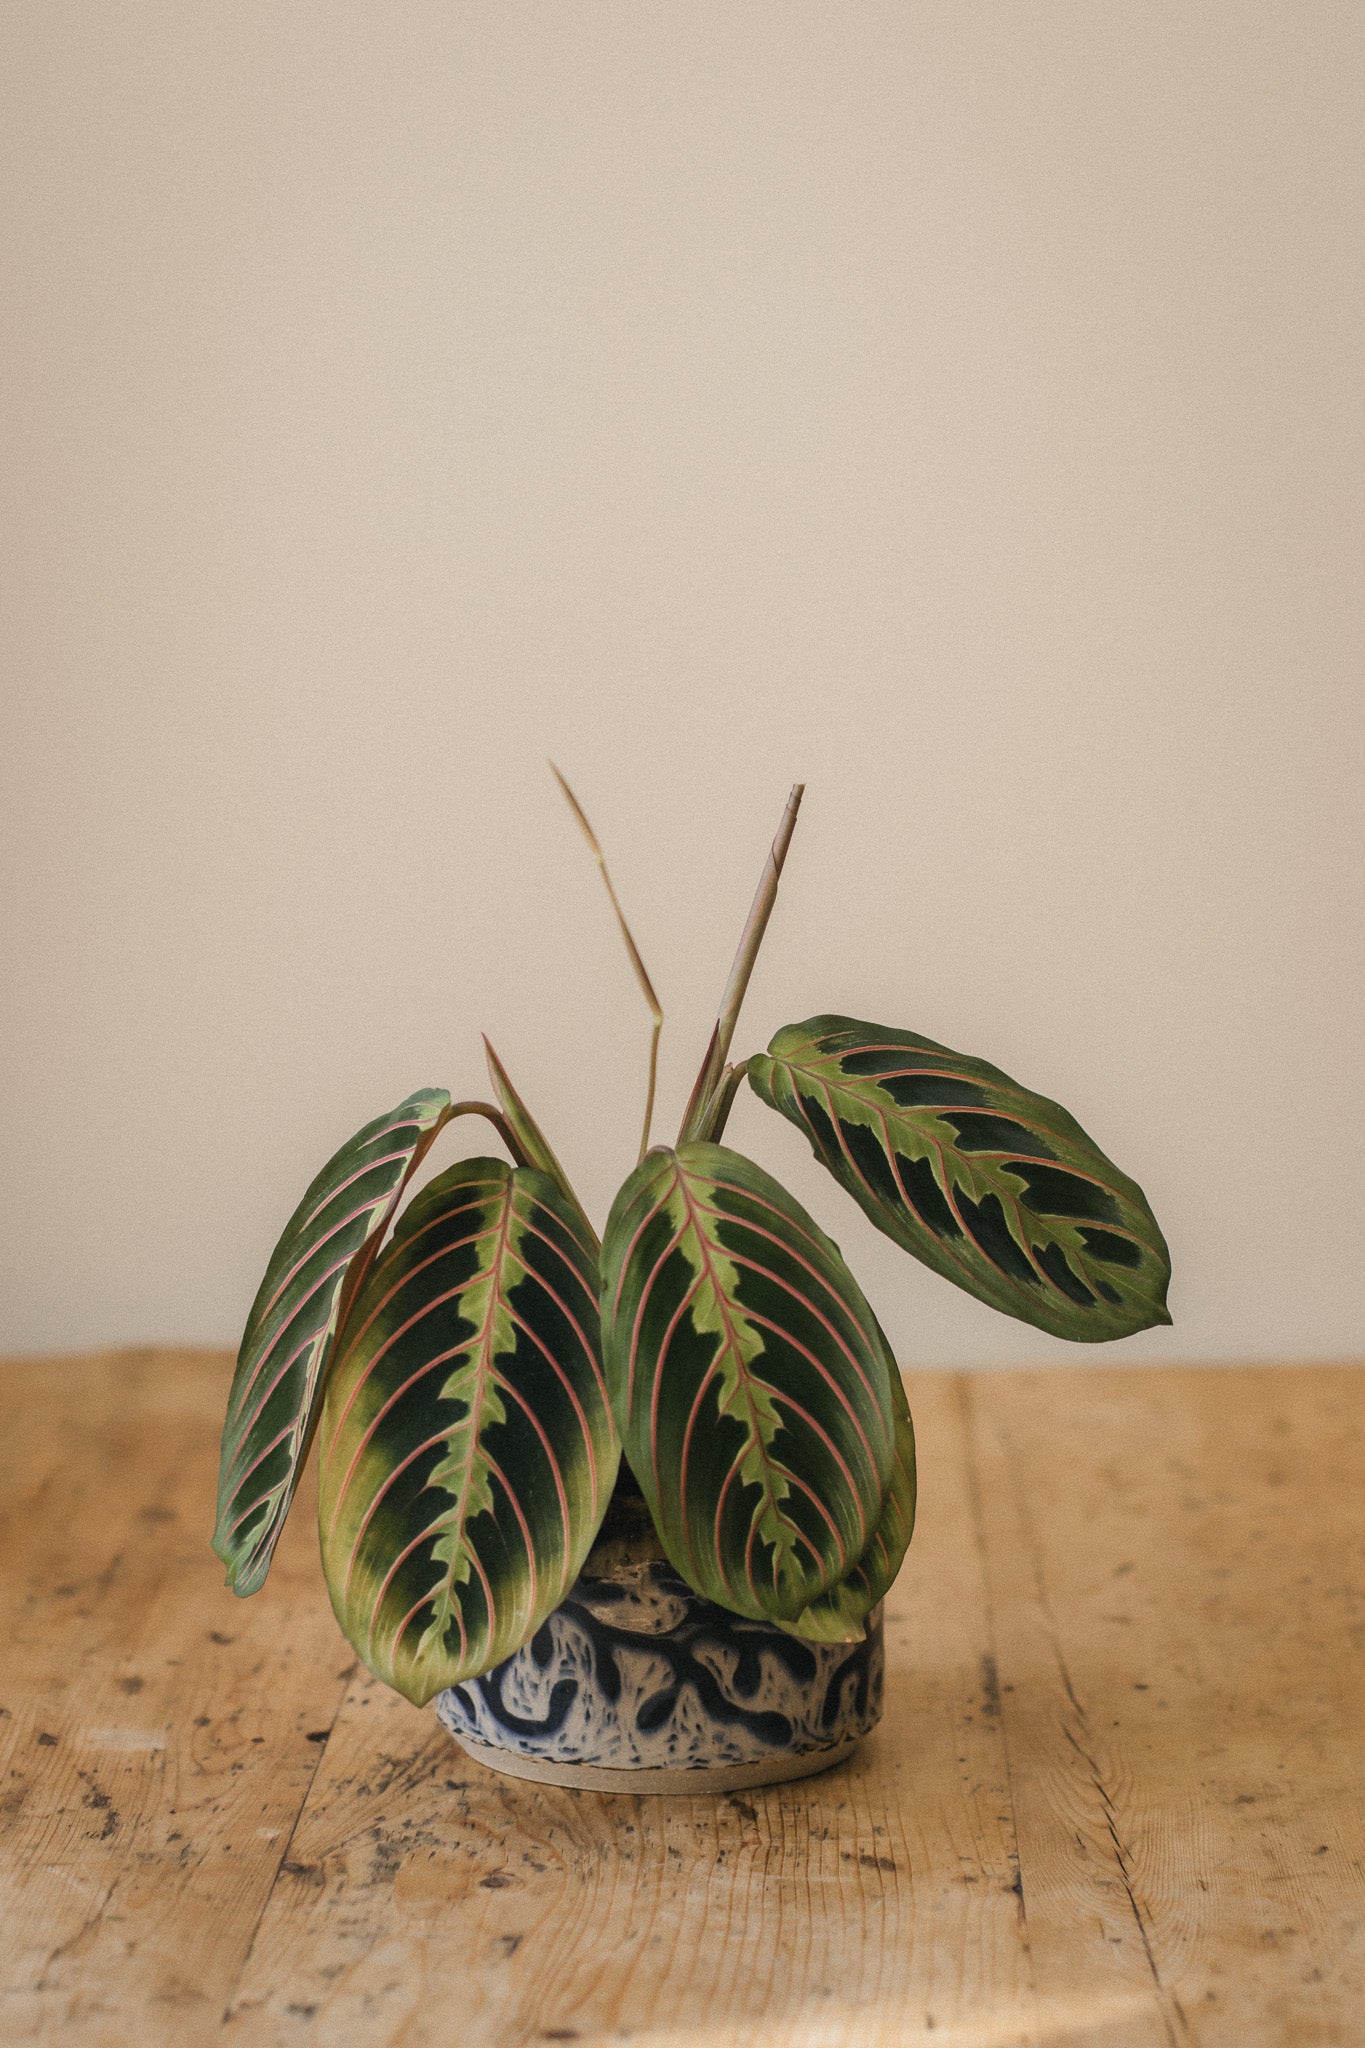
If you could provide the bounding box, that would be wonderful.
[3,1351,1363,2046]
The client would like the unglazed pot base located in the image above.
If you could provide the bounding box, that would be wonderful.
[451,1732,866,1795]
[433,1489,883,1795]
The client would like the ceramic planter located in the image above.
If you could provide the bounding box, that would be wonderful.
[434,1483,884,1793]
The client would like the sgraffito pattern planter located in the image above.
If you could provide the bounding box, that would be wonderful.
[434,1490,883,1793]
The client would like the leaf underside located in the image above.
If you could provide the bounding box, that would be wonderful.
[601,1141,898,1628]
[212,1089,452,1597]
[317,1158,617,1706]
[750,1017,1171,1343]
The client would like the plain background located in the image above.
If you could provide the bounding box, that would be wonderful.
[2,3,1362,1369]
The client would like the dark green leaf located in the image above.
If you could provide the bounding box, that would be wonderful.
[750,1017,1170,1341]
[600,1142,897,1626]
[785,1335,916,1642]
[317,1159,617,1706]
[212,1089,451,1596]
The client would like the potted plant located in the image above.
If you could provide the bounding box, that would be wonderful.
[213,778,1170,1792]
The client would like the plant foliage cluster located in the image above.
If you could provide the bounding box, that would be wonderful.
[213,782,1170,1705]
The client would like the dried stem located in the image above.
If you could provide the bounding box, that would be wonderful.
[678,783,804,1143]
[550,763,664,1165]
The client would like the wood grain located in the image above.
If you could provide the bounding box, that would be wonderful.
[0,1352,355,2046]
[2,1351,1363,2046]
[963,1367,1365,2048]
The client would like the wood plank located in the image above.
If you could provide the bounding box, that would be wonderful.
[222,1372,1037,2044]
[965,1365,1365,2048]
[4,1353,1365,2046]
[0,1350,356,2046]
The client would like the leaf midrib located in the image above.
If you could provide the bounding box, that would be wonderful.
[807,1064,1156,1297]
[669,1157,808,1602]
[423,1186,528,1637]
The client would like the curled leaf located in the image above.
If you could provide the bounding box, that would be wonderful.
[213,1089,451,1596]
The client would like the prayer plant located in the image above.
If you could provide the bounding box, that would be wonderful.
[212,777,1171,1706]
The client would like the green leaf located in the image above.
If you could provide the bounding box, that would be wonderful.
[600,1142,897,1626]
[784,1334,916,1643]
[750,1017,1171,1343]
[213,1089,452,1597]
[483,1036,599,1250]
[317,1158,617,1706]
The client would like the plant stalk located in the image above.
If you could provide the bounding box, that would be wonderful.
[678,783,804,1143]
[482,1038,601,1252]
[449,1100,532,1167]
[550,763,664,1165]
[693,1059,750,1145]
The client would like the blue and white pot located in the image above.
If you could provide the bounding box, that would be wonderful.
[434,1488,883,1794]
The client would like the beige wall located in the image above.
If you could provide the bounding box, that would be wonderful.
[3,4,1362,1367]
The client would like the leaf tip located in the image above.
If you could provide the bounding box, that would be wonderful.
[393,1671,439,1709]
[222,1554,266,1599]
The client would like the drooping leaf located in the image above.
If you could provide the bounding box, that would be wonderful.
[600,1141,897,1626]
[317,1158,617,1706]
[750,1017,1171,1342]
[213,1089,452,1596]
[784,1333,916,1643]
